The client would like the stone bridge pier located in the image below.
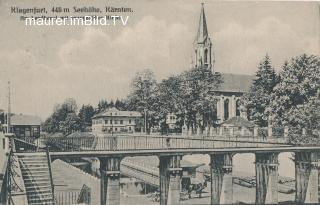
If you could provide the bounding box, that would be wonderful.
[295,152,319,204]
[255,152,279,204]
[99,157,122,205]
[159,155,182,205]
[210,153,233,204]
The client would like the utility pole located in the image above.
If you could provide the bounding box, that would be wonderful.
[7,81,11,134]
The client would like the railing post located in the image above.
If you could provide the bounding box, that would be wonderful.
[284,126,289,142]
[112,137,115,151]
[219,127,223,136]
[254,126,258,138]
[235,135,238,147]
[229,127,233,136]
[268,125,273,138]
[145,135,148,149]
[46,146,55,200]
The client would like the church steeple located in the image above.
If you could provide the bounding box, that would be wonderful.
[193,3,214,73]
[196,3,208,43]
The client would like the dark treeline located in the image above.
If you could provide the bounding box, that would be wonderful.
[243,54,320,144]
[42,98,127,133]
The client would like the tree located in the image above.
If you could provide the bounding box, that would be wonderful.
[127,69,157,133]
[288,94,320,144]
[181,66,222,131]
[153,75,186,131]
[43,98,81,134]
[269,54,320,144]
[97,100,109,113]
[243,54,278,127]
[61,113,82,134]
[127,67,222,134]
[115,99,126,110]
[78,104,95,130]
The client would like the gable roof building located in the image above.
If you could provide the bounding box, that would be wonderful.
[92,107,142,134]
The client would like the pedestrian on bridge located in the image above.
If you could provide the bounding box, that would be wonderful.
[166,137,171,148]
[262,132,267,141]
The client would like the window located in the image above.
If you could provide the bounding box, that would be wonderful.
[115,128,118,131]
[114,120,118,124]
[129,127,132,131]
[224,99,229,120]
[105,120,108,124]
[120,120,123,124]
[110,120,113,124]
[129,119,131,124]
[236,99,241,117]
[204,49,208,63]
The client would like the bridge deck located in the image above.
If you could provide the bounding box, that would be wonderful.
[15,146,320,158]
[14,134,320,158]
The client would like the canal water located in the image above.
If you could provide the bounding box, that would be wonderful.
[183,152,295,178]
[119,153,295,205]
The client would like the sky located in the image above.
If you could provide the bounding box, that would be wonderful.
[0,0,319,120]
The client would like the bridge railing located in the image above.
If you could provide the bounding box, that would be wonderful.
[37,134,289,153]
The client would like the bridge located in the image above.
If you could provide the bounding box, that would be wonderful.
[1,131,320,205]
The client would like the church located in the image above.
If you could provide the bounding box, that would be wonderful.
[192,4,254,123]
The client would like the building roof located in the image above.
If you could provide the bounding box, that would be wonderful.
[10,114,42,126]
[215,73,255,93]
[221,116,256,128]
[92,107,141,119]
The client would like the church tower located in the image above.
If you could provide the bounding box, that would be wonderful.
[193,3,214,73]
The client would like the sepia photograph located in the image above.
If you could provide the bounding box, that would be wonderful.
[0,0,319,204]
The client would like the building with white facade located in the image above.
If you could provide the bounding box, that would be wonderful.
[92,107,141,134]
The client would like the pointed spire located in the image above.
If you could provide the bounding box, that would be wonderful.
[195,3,208,43]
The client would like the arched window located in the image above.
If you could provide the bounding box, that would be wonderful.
[236,99,241,117]
[204,49,208,63]
[224,99,229,120]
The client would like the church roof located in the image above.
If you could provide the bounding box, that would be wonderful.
[221,116,256,127]
[195,3,209,44]
[215,73,255,93]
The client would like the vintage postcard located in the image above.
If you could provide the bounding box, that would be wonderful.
[0,0,319,205]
